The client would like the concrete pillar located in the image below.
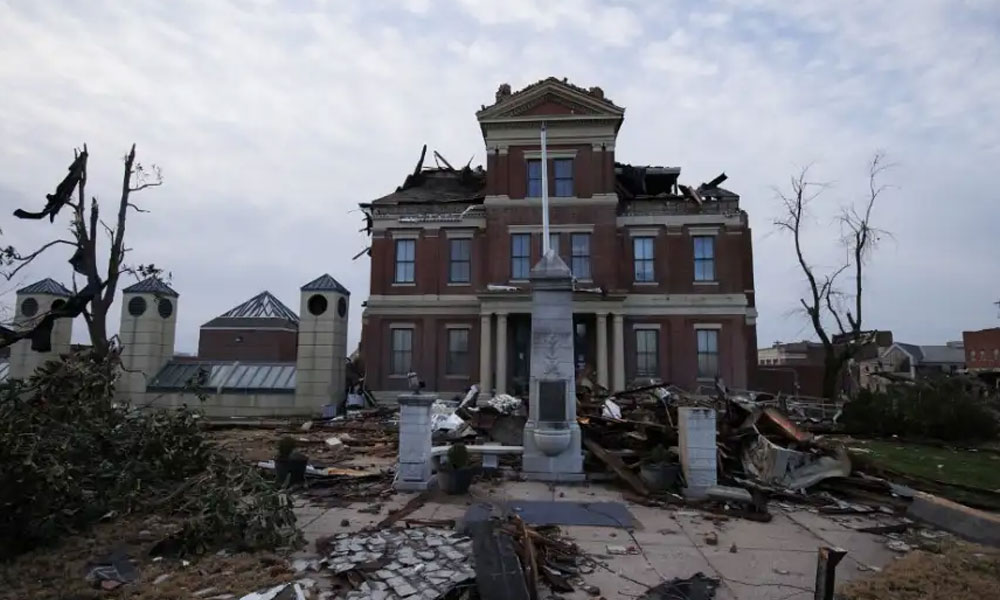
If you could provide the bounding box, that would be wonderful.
[117,278,178,402]
[495,312,508,395]
[395,393,435,491]
[612,313,625,392]
[596,312,609,389]
[678,407,718,498]
[296,274,351,413]
[479,313,492,394]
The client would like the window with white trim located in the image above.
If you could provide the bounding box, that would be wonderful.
[391,328,413,375]
[527,159,542,197]
[449,238,471,283]
[511,233,530,279]
[446,328,470,375]
[633,237,654,282]
[394,239,415,283]
[693,236,715,281]
[554,158,573,197]
[571,233,591,279]
[635,329,659,377]
[697,329,719,379]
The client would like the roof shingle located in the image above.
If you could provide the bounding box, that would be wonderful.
[17,278,71,297]
[122,277,179,297]
[301,274,350,295]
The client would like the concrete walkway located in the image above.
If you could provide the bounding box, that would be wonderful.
[294,480,899,600]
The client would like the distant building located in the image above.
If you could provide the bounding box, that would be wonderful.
[963,327,1000,388]
[0,274,351,417]
[861,341,966,389]
[756,331,893,397]
[359,78,758,401]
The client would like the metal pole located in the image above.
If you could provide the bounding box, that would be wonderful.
[540,122,550,256]
[814,546,847,600]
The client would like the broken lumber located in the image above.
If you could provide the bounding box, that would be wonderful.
[583,437,650,496]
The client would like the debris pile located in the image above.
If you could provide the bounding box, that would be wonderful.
[316,527,476,599]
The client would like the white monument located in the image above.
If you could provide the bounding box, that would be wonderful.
[521,124,585,481]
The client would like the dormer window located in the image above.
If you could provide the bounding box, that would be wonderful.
[527,159,542,197]
[554,158,573,197]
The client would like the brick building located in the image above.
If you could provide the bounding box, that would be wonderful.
[359,78,758,401]
[963,328,1000,389]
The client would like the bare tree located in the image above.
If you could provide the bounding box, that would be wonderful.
[0,144,164,357]
[774,152,891,399]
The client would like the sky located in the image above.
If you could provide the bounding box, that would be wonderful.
[1,0,999,355]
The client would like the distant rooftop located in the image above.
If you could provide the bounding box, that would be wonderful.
[17,278,71,297]
[202,291,299,330]
[122,277,179,297]
[302,274,350,296]
[890,343,966,365]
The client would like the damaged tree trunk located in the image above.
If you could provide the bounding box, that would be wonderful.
[774,153,891,399]
[1,144,165,357]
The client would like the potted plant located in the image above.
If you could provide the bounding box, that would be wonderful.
[274,436,307,487]
[639,445,680,492]
[437,443,476,495]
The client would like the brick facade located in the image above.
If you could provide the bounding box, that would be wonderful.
[197,328,298,362]
[964,327,1000,371]
[360,79,758,400]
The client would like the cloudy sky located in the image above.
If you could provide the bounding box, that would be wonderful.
[1,0,998,355]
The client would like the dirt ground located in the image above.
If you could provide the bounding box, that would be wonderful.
[840,538,1000,600]
[0,514,295,600]
[208,423,397,464]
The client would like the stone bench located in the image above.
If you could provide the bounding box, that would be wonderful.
[432,444,524,470]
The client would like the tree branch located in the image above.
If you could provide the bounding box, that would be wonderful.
[1,239,76,280]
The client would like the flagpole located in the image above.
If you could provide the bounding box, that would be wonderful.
[541,122,550,256]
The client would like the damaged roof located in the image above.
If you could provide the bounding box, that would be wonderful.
[371,167,486,206]
[615,163,739,201]
[891,343,966,365]
[202,291,299,330]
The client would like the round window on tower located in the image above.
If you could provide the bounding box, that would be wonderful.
[20,298,38,317]
[307,294,328,316]
[157,298,174,319]
[128,296,147,317]
[51,299,66,311]
[337,297,347,318]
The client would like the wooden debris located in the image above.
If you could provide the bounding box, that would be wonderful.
[374,492,428,529]
[583,437,650,496]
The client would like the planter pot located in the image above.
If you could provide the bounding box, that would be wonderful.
[437,466,476,495]
[640,462,680,492]
[275,454,307,487]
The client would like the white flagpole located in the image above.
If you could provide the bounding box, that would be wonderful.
[541,122,550,256]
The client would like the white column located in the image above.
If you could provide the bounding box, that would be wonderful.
[495,312,508,395]
[596,312,609,389]
[479,314,492,393]
[612,313,625,392]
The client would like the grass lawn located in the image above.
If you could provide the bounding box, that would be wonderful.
[847,438,1000,492]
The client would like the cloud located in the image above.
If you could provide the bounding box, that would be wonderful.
[0,0,998,359]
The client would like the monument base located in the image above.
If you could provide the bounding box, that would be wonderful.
[521,421,585,482]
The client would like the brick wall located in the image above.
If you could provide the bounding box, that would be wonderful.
[964,328,1000,370]
[198,328,298,362]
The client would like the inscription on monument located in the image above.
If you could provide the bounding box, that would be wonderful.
[537,380,567,422]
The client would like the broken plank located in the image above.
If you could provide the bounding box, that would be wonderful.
[374,492,428,529]
[583,437,650,496]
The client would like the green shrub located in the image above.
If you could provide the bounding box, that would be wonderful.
[842,379,1000,442]
[445,443,470,470]
[0,348,301,559]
